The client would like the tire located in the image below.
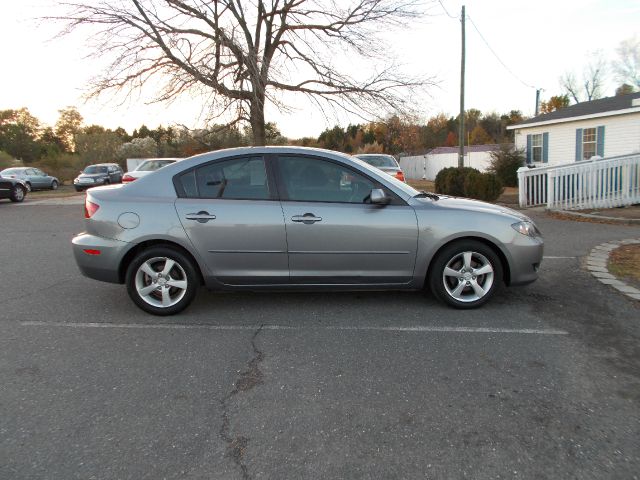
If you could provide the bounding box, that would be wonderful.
[51,180,58,190]
[125,246,199,316]
[104,179,110,185]
[9,184,26,203]
[428,239,503,309]
[25,182,32,193]
[75,187,83,192]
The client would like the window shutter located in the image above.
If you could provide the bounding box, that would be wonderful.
[575,128,583,161]
[542,132,549,163]
[596,126,605,157]
[526,134,532,164]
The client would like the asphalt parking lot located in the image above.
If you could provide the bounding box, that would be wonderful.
[1,200,640,479]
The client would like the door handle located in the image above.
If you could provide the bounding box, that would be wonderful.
[291,213,322,224]
[186,211,217,223]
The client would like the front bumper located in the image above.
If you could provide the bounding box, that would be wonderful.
[72,233,130,284]
[506,234,544,286]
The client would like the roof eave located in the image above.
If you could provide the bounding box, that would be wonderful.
[507,106,640,130]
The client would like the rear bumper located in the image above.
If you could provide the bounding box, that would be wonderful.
[72,233,130,284]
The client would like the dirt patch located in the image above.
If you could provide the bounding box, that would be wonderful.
[608,244,640,290]
[407,179,435,191]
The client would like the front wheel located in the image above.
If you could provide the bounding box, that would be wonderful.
[125,247,199,315]
[429,240,503,309]
[51,180,58,190]
[9,185,26,202]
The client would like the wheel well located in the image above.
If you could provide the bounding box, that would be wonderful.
[426,236,511,286]
[118,240,205,285]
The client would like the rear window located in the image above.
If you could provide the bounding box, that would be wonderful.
[355,155,398,168]
[136,160,175,172]
[1,168,22,175]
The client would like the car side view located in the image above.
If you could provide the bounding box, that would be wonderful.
[72,147,543,315]
[0,167,59,191]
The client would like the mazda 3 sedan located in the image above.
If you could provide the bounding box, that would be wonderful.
[72,147,543,315]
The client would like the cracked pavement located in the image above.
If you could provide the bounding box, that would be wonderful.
[1,204,640,479]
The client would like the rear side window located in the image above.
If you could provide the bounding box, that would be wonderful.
[178,157,269,200]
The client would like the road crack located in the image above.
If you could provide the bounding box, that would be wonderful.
[219,324,265,480]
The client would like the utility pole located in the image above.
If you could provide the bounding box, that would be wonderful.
[458,5,466,168]
[535,89,541,116]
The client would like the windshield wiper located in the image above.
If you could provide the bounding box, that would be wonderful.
[414,190,439,200]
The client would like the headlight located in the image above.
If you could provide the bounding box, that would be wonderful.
[511,221,540,237]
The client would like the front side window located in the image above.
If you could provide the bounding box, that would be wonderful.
[179,157,269,200]
[582,127,597,160]
[531,134,543,163]
[278,156,375,203]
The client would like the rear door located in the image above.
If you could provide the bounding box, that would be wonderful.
[276,154,418,285]
[174,155,288,285]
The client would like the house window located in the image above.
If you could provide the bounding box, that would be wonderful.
[531,134,543,162]
[582,127,597,160]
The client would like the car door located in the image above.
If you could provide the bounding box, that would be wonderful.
[174,155,288,285]
[33,169,49,188]
[276,155,419,285]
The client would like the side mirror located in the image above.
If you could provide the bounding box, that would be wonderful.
[370,188,391,205]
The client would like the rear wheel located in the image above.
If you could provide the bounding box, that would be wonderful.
[9,184,26,202]
[429,240,503,309]
[25,182,32,193]
[125,247,199,315]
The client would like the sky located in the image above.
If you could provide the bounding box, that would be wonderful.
[0,0,638,138]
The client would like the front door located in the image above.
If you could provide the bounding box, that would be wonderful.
[174,155,288,285]
[276,155,418,284]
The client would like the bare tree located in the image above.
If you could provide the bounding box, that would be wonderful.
[560,52,607,103]
[52,0,433,145]
[613,36,640,90]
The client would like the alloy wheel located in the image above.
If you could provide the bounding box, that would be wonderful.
[442,251,494,303]
[134,256,188,308]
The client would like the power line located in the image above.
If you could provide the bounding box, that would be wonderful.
[437,0,458,19]
[466,14,537,90]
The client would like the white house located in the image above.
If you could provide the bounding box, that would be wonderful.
[508,92,640,166]
[399,144,506,180]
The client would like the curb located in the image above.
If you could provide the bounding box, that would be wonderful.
[586,239,640,302]
[552,209,640,225]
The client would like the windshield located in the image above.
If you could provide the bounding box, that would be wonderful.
[83,166,108,174]
[355,155,398,168]
[136,160,175,172]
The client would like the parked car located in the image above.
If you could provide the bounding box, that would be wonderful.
[122,158,179,183]
[354,154,406,182]
[0,176,28,202]
[72,147,543,316]
[73,163,123,191]
[0,167,59,191]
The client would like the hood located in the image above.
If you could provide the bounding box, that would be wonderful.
[416,195,531,222]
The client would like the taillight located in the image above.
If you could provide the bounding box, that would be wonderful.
[84,199,99,218]
[395,171,405,182]
[122,174,135,182]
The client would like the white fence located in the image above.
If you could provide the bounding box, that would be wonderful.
[518,153,640,210]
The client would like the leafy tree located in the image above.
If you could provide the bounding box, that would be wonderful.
[55,1,431,146]
[444,131,457,147]
[613,36,640,89]
[488,144,525,187]
[76,130,124,165]
[469,125,492,145]
[116,137,158,160]
[615,83,636,96]
[540,94,570,114]
[0,108,41,162]
[55,106,83,152]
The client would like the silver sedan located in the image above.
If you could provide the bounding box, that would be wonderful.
[72,147,543,315]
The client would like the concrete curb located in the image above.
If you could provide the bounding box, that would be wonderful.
[586,239,640,302]
[552,209,640,225]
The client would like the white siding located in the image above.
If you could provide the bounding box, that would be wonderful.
[514,112,640,166]
[400,151,493,180]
